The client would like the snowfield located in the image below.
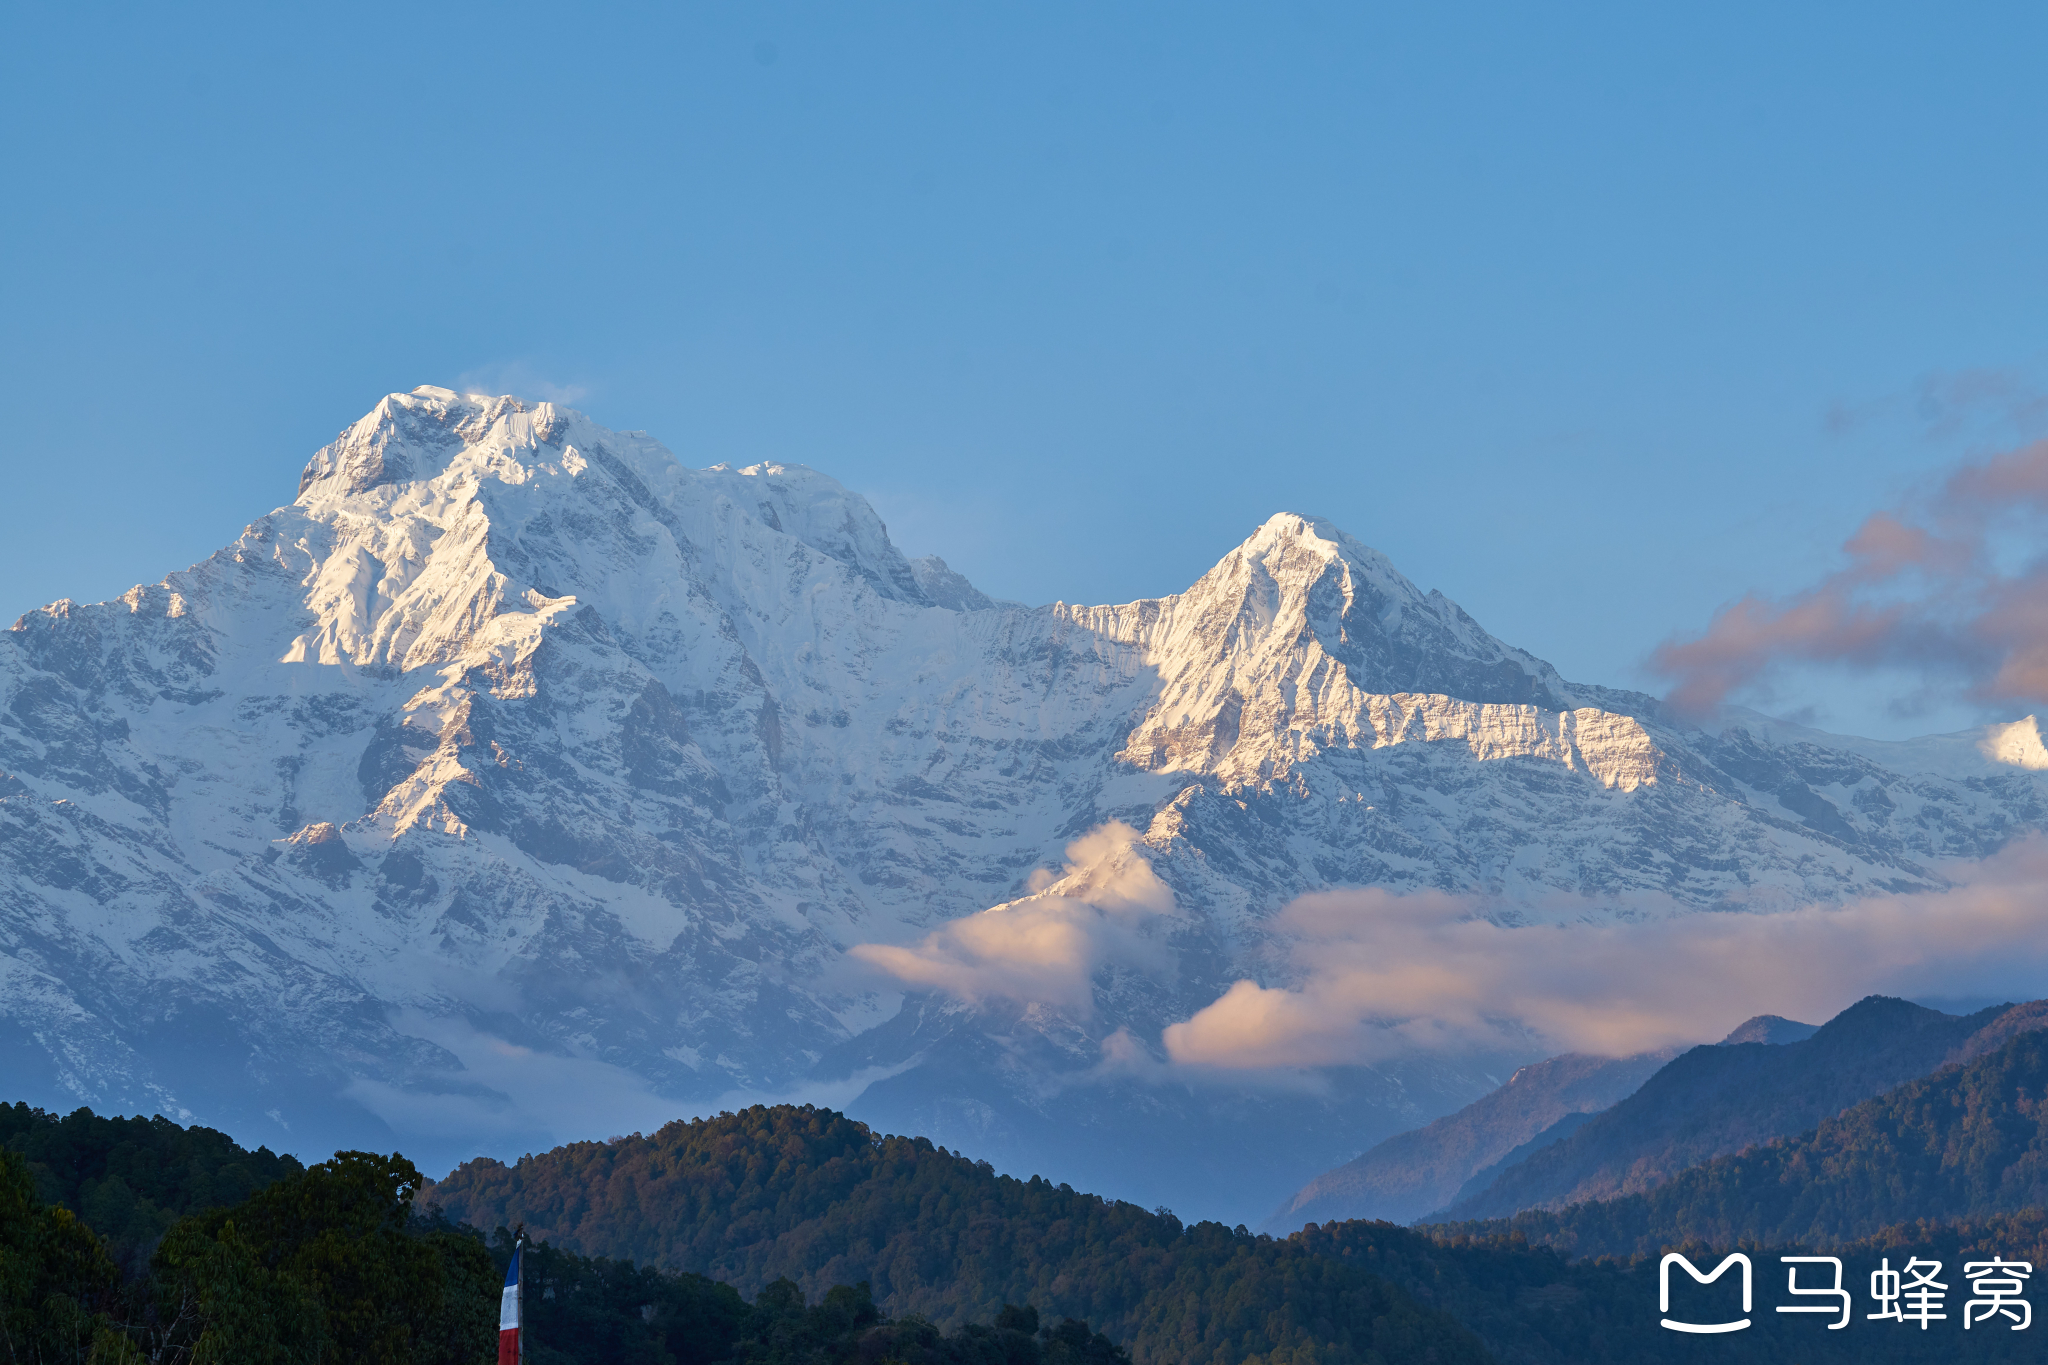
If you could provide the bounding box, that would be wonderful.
[4,387,2043,1221]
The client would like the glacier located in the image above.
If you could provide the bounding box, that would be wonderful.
[4,387,2045,1224]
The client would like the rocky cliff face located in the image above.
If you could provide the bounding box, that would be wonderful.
[5,388,2046,1223]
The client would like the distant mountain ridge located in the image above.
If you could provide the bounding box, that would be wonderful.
[7,387,2048,1222]
[1436,995,2027,1221]
[1439,1022,2048,1258]
[1718,1013,1819,1046]
[1278,998,2028,1235]
[1264,1049,1678,1232]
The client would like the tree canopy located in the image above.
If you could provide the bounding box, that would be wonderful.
[426,1104,1490,1365]
[11,1081,2048,1365]
[0,1101,303,1270]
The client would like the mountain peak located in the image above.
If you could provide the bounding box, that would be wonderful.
[1717,1014,1819,1046]
[13,395,2048,1228]
[1178,511,1575,711]
[1107,510,1614,790]
[1245,511,1345,549]
[286,391,934,609]
[1236,512,1389,575]
[294,387,587,502]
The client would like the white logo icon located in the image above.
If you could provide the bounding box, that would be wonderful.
[1660,1253,1753,1334]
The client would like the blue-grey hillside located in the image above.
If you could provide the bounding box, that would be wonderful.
[1434,996,2039,1221]
[1264,1049,1678,1232]
[1434,1017,2048,1260]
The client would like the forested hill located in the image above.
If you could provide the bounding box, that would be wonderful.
[0,1111,1163,1365]
[1435,1026,2048,1258]
[0,1100,303,1261]
[15,1094,2048,1364]
[423,1101,2048,1365]
[423,1104,1489,1365]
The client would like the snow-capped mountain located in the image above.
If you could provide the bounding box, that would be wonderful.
[5,388,2045,1223]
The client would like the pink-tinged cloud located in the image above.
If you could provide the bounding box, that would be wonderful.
[1946,438,2048,505]
[849,822,1175,1014]
[1652,437,2048,716]
[1161,839,2048,1070]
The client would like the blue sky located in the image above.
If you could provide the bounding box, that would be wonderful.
[6,2,2047,736]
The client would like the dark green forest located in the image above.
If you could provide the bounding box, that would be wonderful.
[2,1138,499,1364]
[0,1101,304,1270]
[423,1102,1491,1364]
[425,1093,2048,1364]
[1289,1212,2048,1364]
[9,1079,2048,1365]
[1,1136,1147,1365]
[1435,1027,2048,1259]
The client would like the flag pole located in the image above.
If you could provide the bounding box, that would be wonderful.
[499,1226,527,1365]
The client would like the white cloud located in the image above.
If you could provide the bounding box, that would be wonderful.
[452,360,591,406]
[1163,838,2048,1069]
[345,1010,681,1148]
[346,1012,924,1174]
[849,822,1175,1014]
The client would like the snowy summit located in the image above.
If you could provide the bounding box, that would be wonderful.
[4,388,2044,1221]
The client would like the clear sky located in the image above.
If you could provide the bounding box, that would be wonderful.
[6,2,2047,737]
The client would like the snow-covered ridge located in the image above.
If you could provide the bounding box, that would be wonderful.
[5,388,2048,1214]
[1046,512,1645,788]
[1701,706,2048,779]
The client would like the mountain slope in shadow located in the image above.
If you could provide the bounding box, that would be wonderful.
[1262,1048,1677,1232]
[1436,995,2024,1220]
[1433,1021,2048,1258]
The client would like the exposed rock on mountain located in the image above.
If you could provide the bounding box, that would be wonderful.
[5,389,2048,1223]
[908,555,1011,613]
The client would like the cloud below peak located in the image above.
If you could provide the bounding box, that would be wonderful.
[849,822,1174,1014]
[1163,841,2048,1071]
